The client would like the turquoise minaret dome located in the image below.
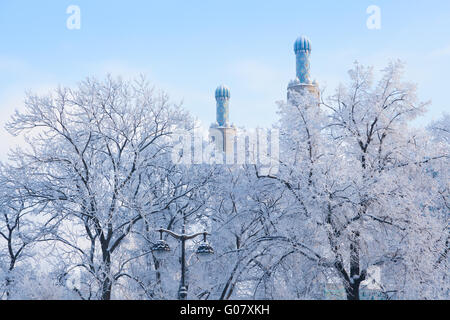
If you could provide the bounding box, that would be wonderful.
[294,35,312,84]
[215,85,230,127]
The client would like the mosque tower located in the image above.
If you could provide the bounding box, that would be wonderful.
[209,85,236,154]
[287,35,319,100]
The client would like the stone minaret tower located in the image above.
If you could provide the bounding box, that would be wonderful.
[210,85,236,154]
[287,35,319,100]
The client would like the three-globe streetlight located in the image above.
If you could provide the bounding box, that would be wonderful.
[151,225,214,300]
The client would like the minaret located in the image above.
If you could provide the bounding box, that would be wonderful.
[288,35,319,99]
[210,85,236,155]
[215,85,230,127]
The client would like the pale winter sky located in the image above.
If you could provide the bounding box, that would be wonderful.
[1,0,449,160]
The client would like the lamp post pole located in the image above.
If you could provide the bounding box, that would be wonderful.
[179,224,187,300]
[156,226,211,300]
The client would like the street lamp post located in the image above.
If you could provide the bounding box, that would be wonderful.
[152,225,214,300]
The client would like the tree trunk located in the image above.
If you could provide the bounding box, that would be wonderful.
[346,230,362,300]
[345,282,360,300]
[101,247,112,300]
[5,252,17,300]
[101,276,112,300]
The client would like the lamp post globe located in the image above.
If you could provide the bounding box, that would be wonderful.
[196,235,214,262]
[152,239,171,260]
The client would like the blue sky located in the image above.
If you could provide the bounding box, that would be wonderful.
[1,0,449,157]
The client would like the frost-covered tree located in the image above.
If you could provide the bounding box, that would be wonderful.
[5,76,210,300]
[0,63,447,300]
[193,164,285,300]
[0,164,59,299]
[117,162,216,300]
[258,61,448,300]
[424,113,450,298]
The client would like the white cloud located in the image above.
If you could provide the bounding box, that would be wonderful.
[228,60,287,93]
[0,56,29,73]
[429,45,450,58]
[87,59,152,79]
